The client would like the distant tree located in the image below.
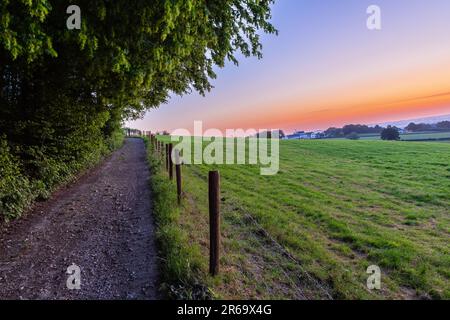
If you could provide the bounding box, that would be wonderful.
[405,123,416,132]
[436,121,450,131]
[326,124,382,138]
[324,127,344,138]
[346,132,360,140]
[342,124,383,135]
[373,125,383,132]
[405,122,421,132]
[405,122,434,132]
[381,126,400,140]
[343,125,361,135]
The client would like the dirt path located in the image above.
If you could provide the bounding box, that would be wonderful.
[0,138,159,300]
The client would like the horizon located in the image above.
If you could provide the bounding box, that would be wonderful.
[131,112,450,136]
[127,0,450,135]
[127,109,450,136]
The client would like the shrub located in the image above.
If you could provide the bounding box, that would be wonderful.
[144,138,210,299]
[0,137,33,220]
[0,128,123,221]
[381,127,401,141]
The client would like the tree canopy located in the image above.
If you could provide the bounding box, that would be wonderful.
[324,124,383,138]
[1,0,276,116]
[381,126,400,141]
[0,0,276,219]
[405,121,450,132]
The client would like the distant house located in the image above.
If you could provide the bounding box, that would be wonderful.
[310,132,321,139]
[285,131,305,140]
[285,131,324,140]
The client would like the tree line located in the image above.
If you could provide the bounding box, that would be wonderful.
[405,121,450,132]
[324,124,384,138]
[324,124,401,140]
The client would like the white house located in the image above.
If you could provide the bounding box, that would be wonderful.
[284,130,324,140]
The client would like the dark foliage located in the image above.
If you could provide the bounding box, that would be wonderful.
[381,126,400,141]
[406,121,450,132]
[0,0,276,219]
[325,124,383,138]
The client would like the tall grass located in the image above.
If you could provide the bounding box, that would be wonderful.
[143,137,211,299]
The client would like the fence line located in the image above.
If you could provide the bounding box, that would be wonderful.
[148,133,332,299]
[150,134,220,275]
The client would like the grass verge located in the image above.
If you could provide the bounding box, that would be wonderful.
[143,137,211,299]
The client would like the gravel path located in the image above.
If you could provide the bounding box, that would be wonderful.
[0,138,159,299]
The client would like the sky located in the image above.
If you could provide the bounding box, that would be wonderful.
[127,0,450,134]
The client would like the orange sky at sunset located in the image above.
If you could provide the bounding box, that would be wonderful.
[205,57,450,132]
[128,0,450,134]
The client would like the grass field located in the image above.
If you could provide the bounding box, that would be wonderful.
[152,138,450,299]
[399,132,450,141]
[344,131,450,141]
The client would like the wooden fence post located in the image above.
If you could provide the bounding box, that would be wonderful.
[165,143,169,172]
[209,170,220,276]
[169,143,173,180]
[175,149,182,204]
